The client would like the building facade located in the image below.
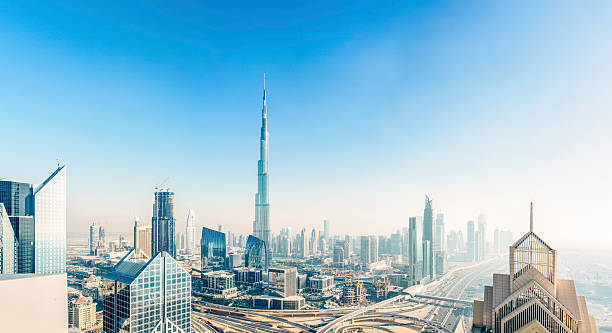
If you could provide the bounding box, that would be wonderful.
[473,204,598,333]
[151,189,176,258]
[133,218,152,257]
[422,195,434,279]
[185,209,195,254]
[102,249,191,333]
[201,227,227,269]
[0,203,16,274]
[69,296,97,330]
[0,166,66,274]
[245,235,268,271]
[408,216,423,283]
[201,271,238,298]
[267,266,297,297]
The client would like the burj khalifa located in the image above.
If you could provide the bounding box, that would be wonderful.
[254,75,271,259]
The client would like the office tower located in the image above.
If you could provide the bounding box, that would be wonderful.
[151,189,176,257]
[493,228,500,254]
[0,273,68,331]
[245,235,268,271]
[474,230,481,262]
[408,217,423,283]
[133,218,152,257]
[178,232,185,250]
[473,203,598,333]
[422,195,434,278]
[345,235,353,256]
[390,232,401,255]
[296,228,308,258]
[369,235,378,263]
[69,296,96,330]
[254,76,272,262]
[422,240,431,278]
[323,219,330,240]
[0,165,66,274]
[89,222,97,255]
[360,236,371,265]
[0,203,16,274]
[103,249,191,333]
[98,226,106,246]
[478,213,486,261]
[238,234,245,248]
[185,209,195,254]
[268,266,297,297]
[467,220,475,262]
[310,228,318,255]
[435,213,445,252]
[201,227,227,269]
[334,240,349,264]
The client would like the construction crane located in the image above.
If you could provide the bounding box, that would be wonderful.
[155,177,170,191]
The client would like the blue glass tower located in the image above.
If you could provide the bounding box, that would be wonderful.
[245,235,268,271]
[200,227,226,269]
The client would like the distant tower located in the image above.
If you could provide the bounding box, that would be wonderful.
[254,74,272,262]
[185,209,196,254]
[478,214,487,261]
[89,222,97,255]
[151,189,176,257]
[467,220,475,262]
[133,218,152,257]
[422,195,434,278]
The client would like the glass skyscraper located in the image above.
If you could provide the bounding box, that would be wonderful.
[152,190,176,258]
[102,249,191,333]
[200,227,226,269]
[0,165,66,274]
[245,235,268,271]
[0,203,16,274]
[422,195,434,279]
[408,216,423,283]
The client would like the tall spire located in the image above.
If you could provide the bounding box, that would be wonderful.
[263,73,267,116]
[529,202,534,232]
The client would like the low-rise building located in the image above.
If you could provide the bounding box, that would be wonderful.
[69,296,97,330]
[253,295,305,310]
[233,267,262,286]
[308,275,335,293]
[201,270,238,298]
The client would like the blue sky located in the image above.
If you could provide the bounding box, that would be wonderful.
[1,1,610,248]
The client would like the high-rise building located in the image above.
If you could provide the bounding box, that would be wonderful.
[0,165,66,274]
[151,189,175,257]
[369,235,379,263]
[201,227,227,269]
[310,228,318,255]
[103,249,191,333]
[360,236,371,266]
[0,203,16,274]
[185,209,195,255]
[390,232,402,255]
[493,228,500,254]
[267,266,297,297]
[254,75,272,262]
[245,235,268,271]
[434,213,445,252]
[89,222,97,255]
[408,216,423,283]
[473,203,598,333]
[423,195,434,278]
[467,220,475,262]
[333,240,349,264]
[478,213,486,261]
[323,219,331,241]
[133,218,152,257]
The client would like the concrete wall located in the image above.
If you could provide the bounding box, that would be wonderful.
[0,273,68,332]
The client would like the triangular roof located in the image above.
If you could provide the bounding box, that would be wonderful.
[511,231,553,251]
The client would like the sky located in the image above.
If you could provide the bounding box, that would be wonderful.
[1,1,611,249]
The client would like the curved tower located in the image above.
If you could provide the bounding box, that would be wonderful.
[255,75,271,261]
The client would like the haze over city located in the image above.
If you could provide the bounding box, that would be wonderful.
[2,1,611,249]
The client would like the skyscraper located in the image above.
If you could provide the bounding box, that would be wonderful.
[133,218,152,257]
[201,227,227,269]
[245,235,268,271]
[89,222,97,255]
[103,249,191,333]
[423,195,434,278]
[254,75,272,261]
[360,236,371,266]
[0,203,16,274]
[408,216,423,283]
[0,165,66,274]
[151,189,176,257]
[323,219,330,240]
[478,213,486,261]
[472,203,598,333]
[467,220,475,262]
[185,208,195,255]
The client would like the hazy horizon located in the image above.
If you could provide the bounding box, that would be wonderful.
[2,1,610,248]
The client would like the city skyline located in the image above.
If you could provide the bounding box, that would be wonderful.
[1,1,611,249]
